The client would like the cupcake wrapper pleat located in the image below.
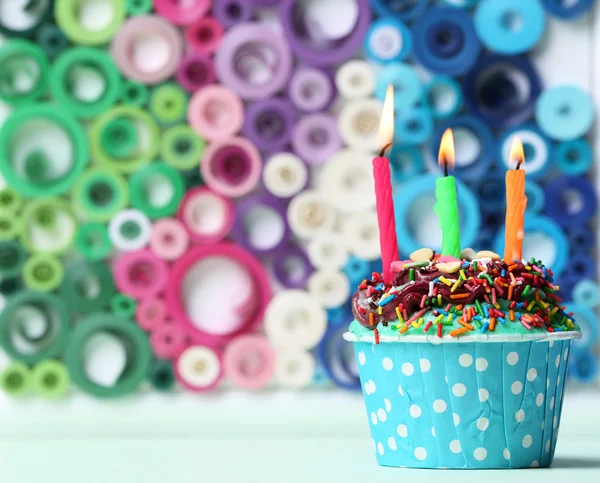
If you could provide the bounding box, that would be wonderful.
[354,339,572,469]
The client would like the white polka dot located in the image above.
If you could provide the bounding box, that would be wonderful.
[546,353,549,363]
[550,396,555,410]
[477,417,489,431]
[382,357,394,371]
[527,368,537,381]
[474,447,487,461]
[371,412,378,425]
[549,340,554,348]
[453,413,460,426]
[369,380,376,394]
[431,427,436,438]
[476,358,488,372]
[420,358,431,372]
[536,393,544,406]
[515,409,525,422]
[384,398,392,412]
[388,437,397,450]
[409,404,422,418]
[397,424,408,438]
[452,383,466,397]
[459,353,473,367]
[449,440,462,453]
[511,381,523,395]
[564,348,569,361]
[378,408,387,422]
[547,378,550,389]
[531,460,539,468]
[433,399,447,413]
[503,448,510,460]
[398,384,404,396]
[541,421,545,430]
[506,352,519,365]
[378,442,384,455]
[545,439,551,453]
[358,351,366,366]
[414,447,427,460]
[523,435,533,448]
[445,375,448,384]
[365,380,376,395]
[557,375,561,386]
[553,415,558,429]
[478,388,489,402]
[555,354,560,368]
[402,362,414,376]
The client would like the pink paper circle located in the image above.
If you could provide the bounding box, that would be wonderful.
[186,16,224,55]
[150,323,189,359]
[188,84,244,140]
[150,218,190,260]
[136,297,168,331]
[154,0,212,25]
[223,334,276,390]
[113,249,169,299]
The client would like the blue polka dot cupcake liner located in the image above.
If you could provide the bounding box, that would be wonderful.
[351,338,574,469]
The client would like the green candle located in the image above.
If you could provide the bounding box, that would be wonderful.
[435,129,461,258]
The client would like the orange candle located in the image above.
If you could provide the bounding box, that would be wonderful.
[504,138,528,262]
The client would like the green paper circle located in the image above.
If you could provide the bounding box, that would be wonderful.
[149,83,188,125]
[0,1,53,37]
[55,0,126,46]
[64,313,151,398]
[148,359,175,392]
[0,186,24,214]
[128,162,185,219]
[19,198,76,254]
[0,214,21,240]
[0,278,22,296]
[120,80,149,107]
[73,168,129,222]
[60,260,115,313]
[90,106,160,173]
[32,360,70,399]
[23,253,64,292]
[0,290,71,364]
[0,39,50,106]
[110,293,137,319]
[126,0,153,15]
[161,125,205,170]
[51,47,121,119]
[75,222,113,261]
[0,104,88,198]
[1,362,31,397]
[36,23,70,58]
[0,240,26,279]
[99,117,138,158]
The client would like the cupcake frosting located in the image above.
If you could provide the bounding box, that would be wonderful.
[348,248,581,343]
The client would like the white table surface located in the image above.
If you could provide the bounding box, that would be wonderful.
[1,391,599,483]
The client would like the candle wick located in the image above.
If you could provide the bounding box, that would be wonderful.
[516,159,522,170]
[444,160,448,177]
[379,143,393,158]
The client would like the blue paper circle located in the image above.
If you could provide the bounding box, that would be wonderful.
[480,209,504,233]
[395,107,434,145]
[412,6,482,76]
[566,304,598,349]
[431,115,495,181]
[389,145,425,183]
[570,349,598,383]
[318,325,361,390]
[370,0,430,21]
[473,175,505,211]
[375,63,423,111]
[535,86,594,141]
[425,75,463,119]
[568,225,593,252]
[542,0,594,19]
[494,215,568,277]
[474,0,546,55]
[365,17,413,63]
[555,139,592,175]
[565,253,596,280]
[525,181,545,214]
[463,55,542,130]
[439,0,479,7]
[543,176,597,228]
[394,175,481,256]
[498,124,552,180]
[573,279,600,308]
[343,255,371,288]
[476,228,497,252]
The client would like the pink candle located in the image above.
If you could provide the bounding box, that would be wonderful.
[373,84,397,285]
[373,156,398,284]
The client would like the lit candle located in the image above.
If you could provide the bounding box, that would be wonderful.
[373,84,398,284]
[504,137,527,262]
[435,129,461,259]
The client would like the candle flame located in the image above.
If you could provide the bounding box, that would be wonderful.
[510,136,525,169]
[438,128,455,171]
[376,84,394,150]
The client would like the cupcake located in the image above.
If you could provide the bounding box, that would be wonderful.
[344,248,581,469]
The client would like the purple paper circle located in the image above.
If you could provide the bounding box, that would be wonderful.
[242,98,295,152]
[288,66,335,113]
[231,194,290,255]
[215,23,293,100]
[213,0,253,29]
[176,53,216,92]
[291,113,342,165]
[272,242,314,289]
[279,0,371,66]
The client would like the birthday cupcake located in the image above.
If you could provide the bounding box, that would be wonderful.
[344,248,581,469]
